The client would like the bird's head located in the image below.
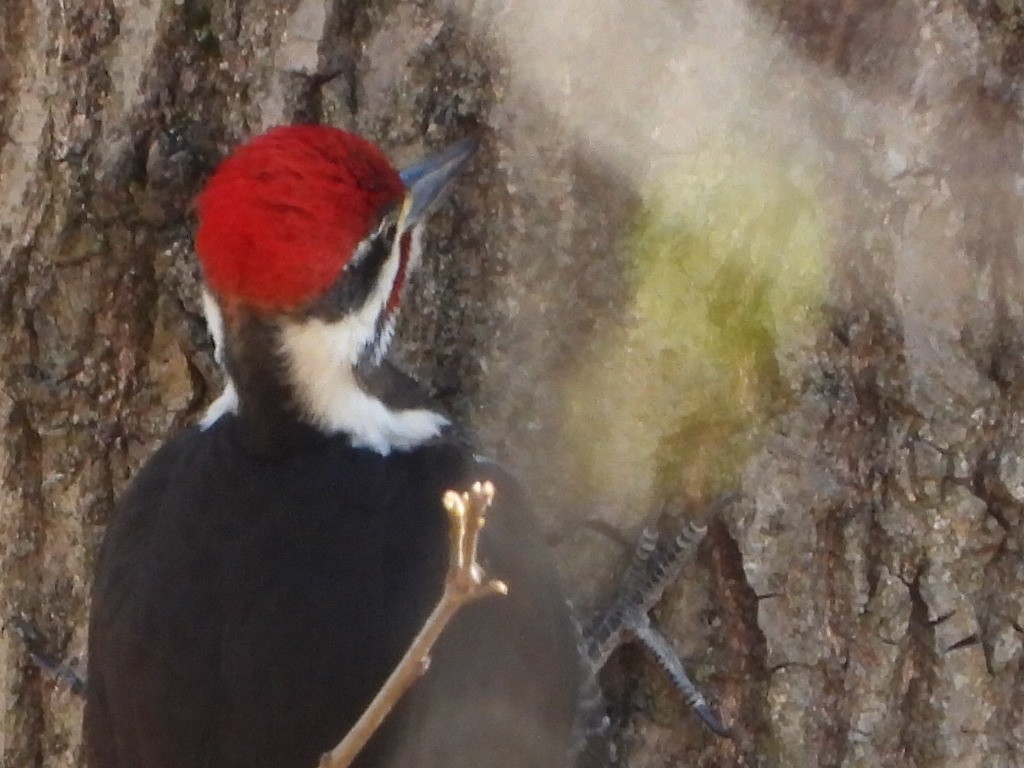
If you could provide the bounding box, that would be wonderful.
[192,125,477,451]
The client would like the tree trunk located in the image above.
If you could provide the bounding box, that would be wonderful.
[1,1,1022,767]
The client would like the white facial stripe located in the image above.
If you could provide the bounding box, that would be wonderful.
[198,212,430,443]
[201,289,227,366]
[335,227,405,365]
[315,215,422,368]
[200,289,239,429]
[344,232,374,271]
[200,381,239,429]
[370,313,397,367]
[368,223,423,364]
[405,222,425,274]
[279,318,449,454]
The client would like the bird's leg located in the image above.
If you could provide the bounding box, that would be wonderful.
[5,616,87,695]
[319,481,508,768]
[583,494,736,738]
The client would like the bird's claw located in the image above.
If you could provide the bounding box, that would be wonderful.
[584,494,735,738]
[5,615,86,695]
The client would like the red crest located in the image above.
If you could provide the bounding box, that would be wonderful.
[196,125,405,312]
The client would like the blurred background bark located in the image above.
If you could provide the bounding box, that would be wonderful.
[2,1,1023,766]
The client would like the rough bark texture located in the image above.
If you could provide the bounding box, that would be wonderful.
[2,1,1024,767]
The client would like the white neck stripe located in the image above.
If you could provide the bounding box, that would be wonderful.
[198,224,439,453]
[278,318,448,454]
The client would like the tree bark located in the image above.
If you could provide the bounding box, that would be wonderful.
[1,1,1023,767]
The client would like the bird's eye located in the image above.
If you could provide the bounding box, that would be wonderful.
[379,219,398,243]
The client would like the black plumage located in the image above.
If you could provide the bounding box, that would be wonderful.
[86,127,582,768]
[86,410,581,768]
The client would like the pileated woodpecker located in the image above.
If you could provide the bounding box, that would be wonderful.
[85,126,583,768]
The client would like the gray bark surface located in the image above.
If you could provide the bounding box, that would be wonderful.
[2,1,1023,767]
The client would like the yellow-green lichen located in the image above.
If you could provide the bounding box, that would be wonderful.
[562,142,829,505]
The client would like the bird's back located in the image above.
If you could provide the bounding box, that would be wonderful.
[86,415,580,768]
